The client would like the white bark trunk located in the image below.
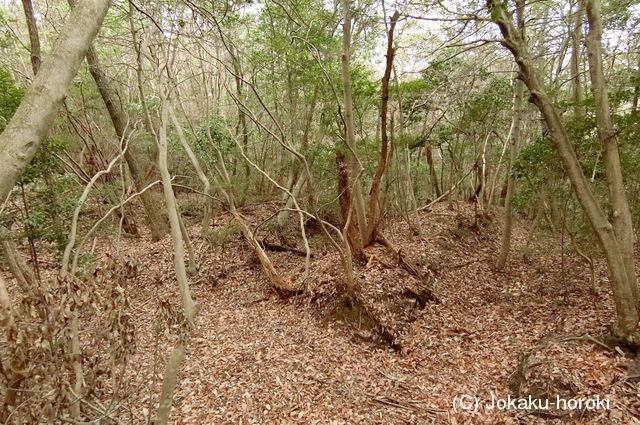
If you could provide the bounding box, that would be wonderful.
[341,0,367,253]
[157,97,197,323]
[0,0,111,202]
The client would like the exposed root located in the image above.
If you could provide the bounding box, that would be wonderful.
[403,285,436,309]
[375,233,438,304]
[334,294,401,351]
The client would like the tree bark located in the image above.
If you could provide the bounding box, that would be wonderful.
[169,105,212,235]
[277,172,306,227]
[276,86,318,226]
[632,57,640,114]
[497,0,525,270]
[0,275,23,424]
[340,0,366,259]
[230,48,250,180]
[570,2,584,116]
[0,226,37,294]
[488,0,638,337]
[21,0,41,75]
[582,0,638,303]
[84,45,169,241]
[153,339,186,425]
[364,11,399,246]
[0,0,112,204]
[425,141,441,198]
[157,98,197,324]
[336,151,361,257]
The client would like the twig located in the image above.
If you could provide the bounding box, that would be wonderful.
[562,335,613,351]
[69,179,167,273]
[418,160,478,211]
[449,259,480,269]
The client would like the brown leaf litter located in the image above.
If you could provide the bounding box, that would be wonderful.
[3,201,640,424]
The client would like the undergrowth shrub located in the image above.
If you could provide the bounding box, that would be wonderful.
[1,255,136,423]
[205,223,241,247]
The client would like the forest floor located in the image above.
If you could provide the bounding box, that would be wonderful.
[14,201,640,424]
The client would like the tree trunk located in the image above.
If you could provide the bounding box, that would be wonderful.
[497,0,525,270]
[570,2,585,116]
[632,57,640,114]
[582,0,638,304]
[153,339,186,425]
[157,98,197,324]
[0,275,22,424]
[169,105,212,235]
[231,51,250,180]
[365,11,399,246]
[0,0,112,204]
[336,151,362,260]
[177,203,198,276]
[489,0,638,338]
[84,45,169,241]
[21,0,41,75]
[277,172,306,227]
[425,141,441,198]
[496,85,523,271]
[341,0,366,259]
[0,226,37,294]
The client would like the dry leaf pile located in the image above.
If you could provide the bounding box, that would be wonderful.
[3,201,639,424]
